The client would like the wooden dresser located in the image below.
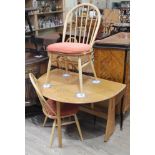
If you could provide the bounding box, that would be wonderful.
[25,52,48,116]
[93,32,130,112]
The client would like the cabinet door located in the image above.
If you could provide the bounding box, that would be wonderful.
[94,48,125,82]
[94,48,130,112]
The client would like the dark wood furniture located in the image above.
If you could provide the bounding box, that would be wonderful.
[93,32,130,113]
[35,32,61,47]
[112,23,130,33]
[25,4,62,117]
[25,52,48,117]
[34,32,62,52]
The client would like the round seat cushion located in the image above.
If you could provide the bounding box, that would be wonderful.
[47,42,91,54]
[44,99,79,117]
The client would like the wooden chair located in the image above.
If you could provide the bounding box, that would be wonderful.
[29,73,83,146]
[45,3,101,98]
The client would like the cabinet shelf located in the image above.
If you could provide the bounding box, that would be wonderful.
[29,10,64,16]
[25,0,64,36]
[25,30,35,33]
[26,24,63,32]
[37,24,63,31]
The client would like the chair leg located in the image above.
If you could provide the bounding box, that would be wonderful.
[78,56,83,93]
[43,116,48,127]
[74,114,83,141]
[120,97,124,130]
[90,55,97,80]
[64,56,68,73]
[90,102,95,112]
[91,103,94,109]
[56,102,62,147]
[45,54,52,84]
[50,119,56,147]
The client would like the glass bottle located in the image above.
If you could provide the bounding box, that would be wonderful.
[51,0,56,11]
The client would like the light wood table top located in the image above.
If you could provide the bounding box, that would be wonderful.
[38,69,126,147]
[38,69,126,104]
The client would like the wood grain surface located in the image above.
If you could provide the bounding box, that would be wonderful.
[94,49,125,82]
[94,44,130,113]
[38,69,126,104]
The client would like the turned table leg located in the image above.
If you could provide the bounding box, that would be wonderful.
[104,97,116,142]
[56,102,62,147]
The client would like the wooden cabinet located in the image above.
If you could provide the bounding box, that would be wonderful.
[25,55,48,117]
[25,53,48,106]
[25,0,64,36]
[94,32,130,113]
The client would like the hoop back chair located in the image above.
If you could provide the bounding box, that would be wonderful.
[29,73,83,146]
[45,3,101,97]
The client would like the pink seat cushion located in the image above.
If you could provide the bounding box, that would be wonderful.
[47,42,91,54]
[44,99,79,117]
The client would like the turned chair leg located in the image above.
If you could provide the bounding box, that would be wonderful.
[64,56,69,73]
[45,54,52,84]
[74,114,83,141]
[91,103,94,109]
[90,103,95,118]
[89,55,98,109]
[90,57,97,80]
[120,97,124,130]
[78,56,83,93]
[43,116,48,127]
[50,120,56,147]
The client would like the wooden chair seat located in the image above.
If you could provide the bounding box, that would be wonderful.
[47,42,91,55]
[44,99,79,117]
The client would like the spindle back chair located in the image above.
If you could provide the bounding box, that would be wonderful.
[29,73,83,146]
[45,3,101,97]
[63,3,101,46]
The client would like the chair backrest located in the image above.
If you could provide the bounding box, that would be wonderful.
[62,3,101,47]
[29,73,56,115]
